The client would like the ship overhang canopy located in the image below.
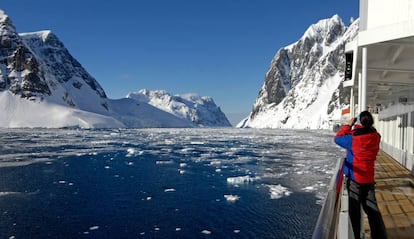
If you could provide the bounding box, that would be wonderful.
[345,0,414,119]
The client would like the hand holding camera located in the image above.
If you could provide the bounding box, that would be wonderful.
[348,117,357,127]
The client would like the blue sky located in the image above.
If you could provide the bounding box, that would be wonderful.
[2,0,359,124]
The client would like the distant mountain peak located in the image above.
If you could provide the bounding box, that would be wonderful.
[127,89,231,127]
[240,15,359,129]
[302,14,345,46]
[0,9,14,29]
[0,14,51,99]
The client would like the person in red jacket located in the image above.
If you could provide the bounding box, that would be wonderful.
[335,111,387,239]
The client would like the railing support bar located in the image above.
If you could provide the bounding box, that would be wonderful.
[312,157,346,239]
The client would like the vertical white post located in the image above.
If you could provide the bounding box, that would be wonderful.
[358,72,362,113]
[359,47,368,238]
[350,88,355,118]
[361,47,368,111]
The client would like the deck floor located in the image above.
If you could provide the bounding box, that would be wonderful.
[363,151,414,239]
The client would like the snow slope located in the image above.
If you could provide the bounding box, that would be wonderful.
[0,91,123,128]
[108,98,192,128]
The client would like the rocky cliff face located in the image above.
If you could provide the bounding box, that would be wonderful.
[239,15,359,129]
[20,31,110,114]
[0,11,109,115]
[0,12,51,98]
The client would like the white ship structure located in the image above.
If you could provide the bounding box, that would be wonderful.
[344,0,414,172]
[314,1,414,238]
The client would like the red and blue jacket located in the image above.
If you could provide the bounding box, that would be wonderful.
[334,124,381,184]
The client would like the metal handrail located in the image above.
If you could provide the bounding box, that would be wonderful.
[312,157,346,239]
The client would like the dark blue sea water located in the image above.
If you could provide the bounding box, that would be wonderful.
[0,128,342,239]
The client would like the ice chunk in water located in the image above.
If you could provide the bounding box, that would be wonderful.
[201,230,211,235]
[224,194,240,202]
[89,226,99,231]
[266,184,291,199]
[126,148,136,157]
[226,175,258,184]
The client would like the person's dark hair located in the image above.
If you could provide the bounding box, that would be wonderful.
[359,111,374,127]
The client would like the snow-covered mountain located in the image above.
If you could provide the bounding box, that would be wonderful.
[0,9,230,128]
[127,89,231,127]
[238,15,358,129]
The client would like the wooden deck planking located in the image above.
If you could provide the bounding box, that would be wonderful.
[363,151,414,239]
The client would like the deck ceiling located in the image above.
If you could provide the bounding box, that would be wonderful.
[354,36,414,107]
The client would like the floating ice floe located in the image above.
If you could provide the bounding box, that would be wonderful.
[0,191,21,197]
[266,184,291,199]
[209,160,221,166]
[84,226,99,234]
[201,230,211,235]
[181,148,195,153]
[0,158,52,168]
[156,160,174,165]
[226,175,259,185]
[126,148,136,157]
[126,148,144,157]
[302,186,315,192]
[224,194,240,202]
[190,141,204,145]
[164,139,174,145]
[89,226,99,231]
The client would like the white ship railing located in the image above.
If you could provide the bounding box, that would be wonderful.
[312,157,355,239]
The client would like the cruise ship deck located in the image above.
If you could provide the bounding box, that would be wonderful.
[312,1,414,238]
[364,151,414,239]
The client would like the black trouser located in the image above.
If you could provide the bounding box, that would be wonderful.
[346,178,388,239]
